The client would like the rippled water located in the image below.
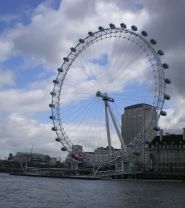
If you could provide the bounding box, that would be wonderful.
[0,173,185,208]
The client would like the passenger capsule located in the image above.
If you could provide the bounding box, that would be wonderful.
[51,126,58,131]
[154,126,160,131]
[49,115,55,120]
[50,91,56,96]
[131,25,137,31]
[165,78,171,84]
[88,31,94,36]
[141,31,148,36]
[79,39,85,43]
[98,26,105,31]
[162,63,169,69]
[53,79,59,84]
[158,50,164,55]
[57,68,63,72]
[120,23,126,28]
[55,137,61,142]
[164,94,170,100]
[61,147,67,151]
[160,111,167,116]
[96,91,101,97]
[49,103,55,108]
[70,47,76,52]
[109,23,116,29]
[63,57,69,62]
[150,39,157,45]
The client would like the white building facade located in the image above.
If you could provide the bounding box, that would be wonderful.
[146,129,185,173]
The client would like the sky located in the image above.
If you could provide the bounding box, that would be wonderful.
[0,0,185,159]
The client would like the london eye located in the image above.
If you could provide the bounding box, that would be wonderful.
[49,23,170,167]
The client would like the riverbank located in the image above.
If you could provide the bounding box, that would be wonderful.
[10,172,100,180]
[8,170,185,181]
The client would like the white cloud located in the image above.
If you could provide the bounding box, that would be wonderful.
[1,0,149,65]
[0,87,50,112]
[0,69,15,88]
[0,112,121,159]
[0,14,18,23]
[159,94,185,133]
[0,113,63,158]
[0,40,13,62]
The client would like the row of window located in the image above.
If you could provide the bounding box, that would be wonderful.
[150,145,185,149]
[159,163,185,167]
[159,157,184,162]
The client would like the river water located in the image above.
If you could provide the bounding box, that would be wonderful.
[0,173,185,208]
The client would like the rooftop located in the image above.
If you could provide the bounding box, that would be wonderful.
[124,103,154,110]
[148,134,185,148]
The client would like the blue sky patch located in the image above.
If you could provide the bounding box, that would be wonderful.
[91,53,108,66]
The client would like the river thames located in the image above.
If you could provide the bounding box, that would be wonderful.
[0,173,185,208]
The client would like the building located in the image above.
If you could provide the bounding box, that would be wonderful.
[72,145,83,153]
[146,128,185,173]
[86,146,121,167]
[121,103,157,145]
[65,146,122,169]
[14,152,57,166]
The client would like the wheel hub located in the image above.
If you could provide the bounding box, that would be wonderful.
[96,91,114,102]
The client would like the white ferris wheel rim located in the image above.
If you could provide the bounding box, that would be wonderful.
[50,23,170,163]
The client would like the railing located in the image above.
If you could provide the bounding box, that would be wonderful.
[95,169,130,177]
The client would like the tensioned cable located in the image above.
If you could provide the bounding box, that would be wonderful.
[107,36,148,93]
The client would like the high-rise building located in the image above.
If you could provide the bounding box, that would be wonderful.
[121,103,157,145]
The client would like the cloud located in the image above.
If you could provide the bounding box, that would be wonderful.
[141,0,185,50]
[0,74,54,113]
[1,0,149,65]
[0,69,15,88]
[159,93,185,133]
[0,40,13,62]
[0,14,18,23]
[140,0,185,98]
[0,87,51,113]
[165,47,185,97]
[0,113,64,158]
[0,113,121,159]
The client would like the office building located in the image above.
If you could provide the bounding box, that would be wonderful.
[121,103,157,145]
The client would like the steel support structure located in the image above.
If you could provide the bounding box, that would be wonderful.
[105,101,112,156]
[96,91,127,155]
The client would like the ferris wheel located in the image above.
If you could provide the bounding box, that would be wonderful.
[49,23,171,165]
